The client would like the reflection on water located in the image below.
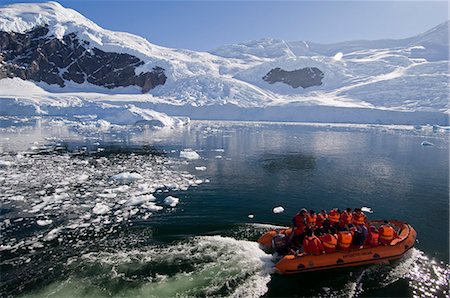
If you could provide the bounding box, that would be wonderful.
[260,153,316,172]
[0,118,449,297]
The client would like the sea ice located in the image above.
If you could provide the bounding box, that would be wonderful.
[248,214,255,219]
[273,206,284,214]
[421,141,434,146]
[36,219,53,226]
[110,172,143,183]
[164,196,180,207]
[180,149,200,160]
[0,160,13,168]
[92,203,110,215]
[195,166,207,171]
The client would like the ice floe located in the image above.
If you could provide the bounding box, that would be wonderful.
[421,141,434,146]
[180,149,200,160]
[272,206,284,214]
[164,196,180,207]
[110,172,144,183]
[195,166,207,171]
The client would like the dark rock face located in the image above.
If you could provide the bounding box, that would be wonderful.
[0,26,166,92]
[262,67,324,88]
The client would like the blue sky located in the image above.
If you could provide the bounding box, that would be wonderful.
[2,0,449,51]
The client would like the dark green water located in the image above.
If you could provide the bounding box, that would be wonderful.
[0,120,449,297]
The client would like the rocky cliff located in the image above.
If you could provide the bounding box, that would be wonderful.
[0,26,166,92]
[262,67,324,88]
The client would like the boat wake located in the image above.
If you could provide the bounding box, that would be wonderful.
[21,236,274,298]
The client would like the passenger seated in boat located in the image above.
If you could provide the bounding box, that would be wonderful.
[352,208,367,227]
[378,220,398,245]
[329,208,341,227]
[303,229,325,256]
[351,225,368,249]
[339,208,353,229]
[316,210,328,228]
[337,227,353,252]
[306,210,317,229]
[320,227,338,253]
[366,225,380,247]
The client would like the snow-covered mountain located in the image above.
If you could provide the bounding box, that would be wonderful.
[0,2,448,125]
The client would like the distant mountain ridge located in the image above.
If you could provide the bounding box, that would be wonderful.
[0,2,448,125]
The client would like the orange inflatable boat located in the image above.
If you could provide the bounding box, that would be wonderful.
[258,220,417,274]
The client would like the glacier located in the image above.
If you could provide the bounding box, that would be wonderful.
[0,2,448,125]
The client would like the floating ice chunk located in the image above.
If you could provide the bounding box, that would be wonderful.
[195,166,207,171]
[97,193,117,199]
[164,196,180,207]
[421,141,434,146]
[180,149,200,160]
[36,219,53,226]
[92,203,110,215]
[333,52,343,61]
[248,214,255,219]
[44,227,63,241]
[194,179,203,184]
[215,155,223,159]
[361,206,373,213]
[110,172,143,183]
[273,206,285,214]
[0,160,13,168]
[10,195,25,201]
[212,149,225,152]
[142,202,163,211]
[126,194,156,206]
[77,174,89,182]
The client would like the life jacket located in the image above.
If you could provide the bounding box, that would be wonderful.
[293,214,306,235]
[367,231,379,247]
[306,214,317,228]
[321,233,338,253]
[380,225,394,244]
[353,212,366,226]
[329,209,340,224]
[340,211,352,225]
[338,231,352,250]
[316,213,327,227]
[303,236,323,256]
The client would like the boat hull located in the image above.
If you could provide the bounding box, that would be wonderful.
[258,220,417,274]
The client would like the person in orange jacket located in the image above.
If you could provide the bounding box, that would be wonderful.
[320,227,338,253]
[316,210,328,228]
[329,208,341,227]
[339,208,353,229]
[337,227,353,251]
[303,229,325,255]
[378,220,398,245]
[352,208,367,227]
[306,210,317,229]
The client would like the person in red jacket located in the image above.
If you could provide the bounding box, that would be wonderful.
[303,229,325,256]
[320,227,338,253]
[290,208,308,247]
[366,225,380,247]
[316,210,328,228]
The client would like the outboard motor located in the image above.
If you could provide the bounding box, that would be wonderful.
[272,233,288,254]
